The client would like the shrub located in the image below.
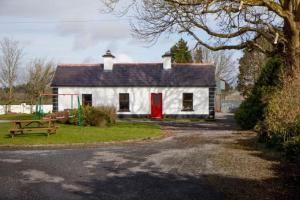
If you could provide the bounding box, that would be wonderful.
[263,71,300,142]
[235,91,264,129]
[96,106,117,124]
[46,111,71,124]
[47,106,117,128]
[82,106,117,127]
[235,57,283,130]
[83,106,108,127]
[284,136,300,162]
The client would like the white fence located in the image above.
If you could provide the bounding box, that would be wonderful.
[0,104,53,115]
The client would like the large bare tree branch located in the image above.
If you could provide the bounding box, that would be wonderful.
[164,0,288,18]
[103,0,300,74]
[185,27,262,51]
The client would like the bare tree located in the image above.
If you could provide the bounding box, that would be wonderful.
[0,38,23,113]
[25,59,55,113]
[214,52,237,86]
[236,36,273,96]
[193,47,236,85]
[237,48,267,96]
[103,0,300,77]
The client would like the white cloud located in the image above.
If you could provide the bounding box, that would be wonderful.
[80,53,134,63]
[0,0,132,49]
[57,21,130,49]
[81,56,98,63]
[115,53,134,63]
[0,0,179,63]
[0,0,102,18]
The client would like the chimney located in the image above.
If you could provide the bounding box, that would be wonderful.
[162,52,172,70]
[102,50,115,70]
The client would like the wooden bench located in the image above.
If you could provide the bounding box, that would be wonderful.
[9,119,59,138]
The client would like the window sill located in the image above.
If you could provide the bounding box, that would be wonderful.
[118,110,130,113]
[181,109,194,112]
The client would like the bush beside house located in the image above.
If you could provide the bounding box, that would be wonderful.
[47,106,117,127]
[262,71,300,161]
[235,57,283,129]
[235,57,300,162]
[83,106,117,127]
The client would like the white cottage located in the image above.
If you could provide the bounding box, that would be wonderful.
[51,50,216,119]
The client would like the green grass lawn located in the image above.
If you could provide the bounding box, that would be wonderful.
[0,118,162,145]
[0,113,34,120]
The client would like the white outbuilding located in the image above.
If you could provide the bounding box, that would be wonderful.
[51,50,216,119]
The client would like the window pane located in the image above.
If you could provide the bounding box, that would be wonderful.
[184,93,193,101]
[119,93,129,111]
[82,94,92,106]
[183,93,193,111]
[120,94,128,101]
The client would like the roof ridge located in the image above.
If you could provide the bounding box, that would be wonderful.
[173,62,214,65]
[57,63,214,67]
[114,63,162,65]
[52,62,216,87]
[58,64,101,67]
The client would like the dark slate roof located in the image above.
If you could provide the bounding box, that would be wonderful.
[51,63,216,87]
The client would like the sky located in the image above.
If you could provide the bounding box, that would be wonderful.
[0,0,241,69]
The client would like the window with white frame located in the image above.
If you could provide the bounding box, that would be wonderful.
[182,93,193,111]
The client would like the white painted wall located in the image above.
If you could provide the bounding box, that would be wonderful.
[57,87,209,115]
[0,104,53,115]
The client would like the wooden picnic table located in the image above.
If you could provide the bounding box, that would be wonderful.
[9,119,59,138]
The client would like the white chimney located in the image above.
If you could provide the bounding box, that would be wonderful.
[162,52,172,70]
[102,50,115,70]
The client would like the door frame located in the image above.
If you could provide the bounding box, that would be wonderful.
[150,93,163,119]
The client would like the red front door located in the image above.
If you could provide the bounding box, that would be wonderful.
[151,93,163,119]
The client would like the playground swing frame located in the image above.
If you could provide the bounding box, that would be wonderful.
[35,93,83,126]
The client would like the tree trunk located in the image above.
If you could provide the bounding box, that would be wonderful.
[4,105,8,114]
[7,86,13,112]
[282,0,300,76]
[30,98,33,114]
[283,18,300,76]
[290,20,300,73]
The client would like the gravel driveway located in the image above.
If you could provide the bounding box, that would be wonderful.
[0,113,298,200]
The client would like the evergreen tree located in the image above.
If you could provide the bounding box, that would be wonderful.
[235,57,283,130]
[170,39,193,63]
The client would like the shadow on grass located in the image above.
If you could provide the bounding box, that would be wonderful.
[3,132,48,139]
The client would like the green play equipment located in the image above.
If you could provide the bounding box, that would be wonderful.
[35,93,83,126]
